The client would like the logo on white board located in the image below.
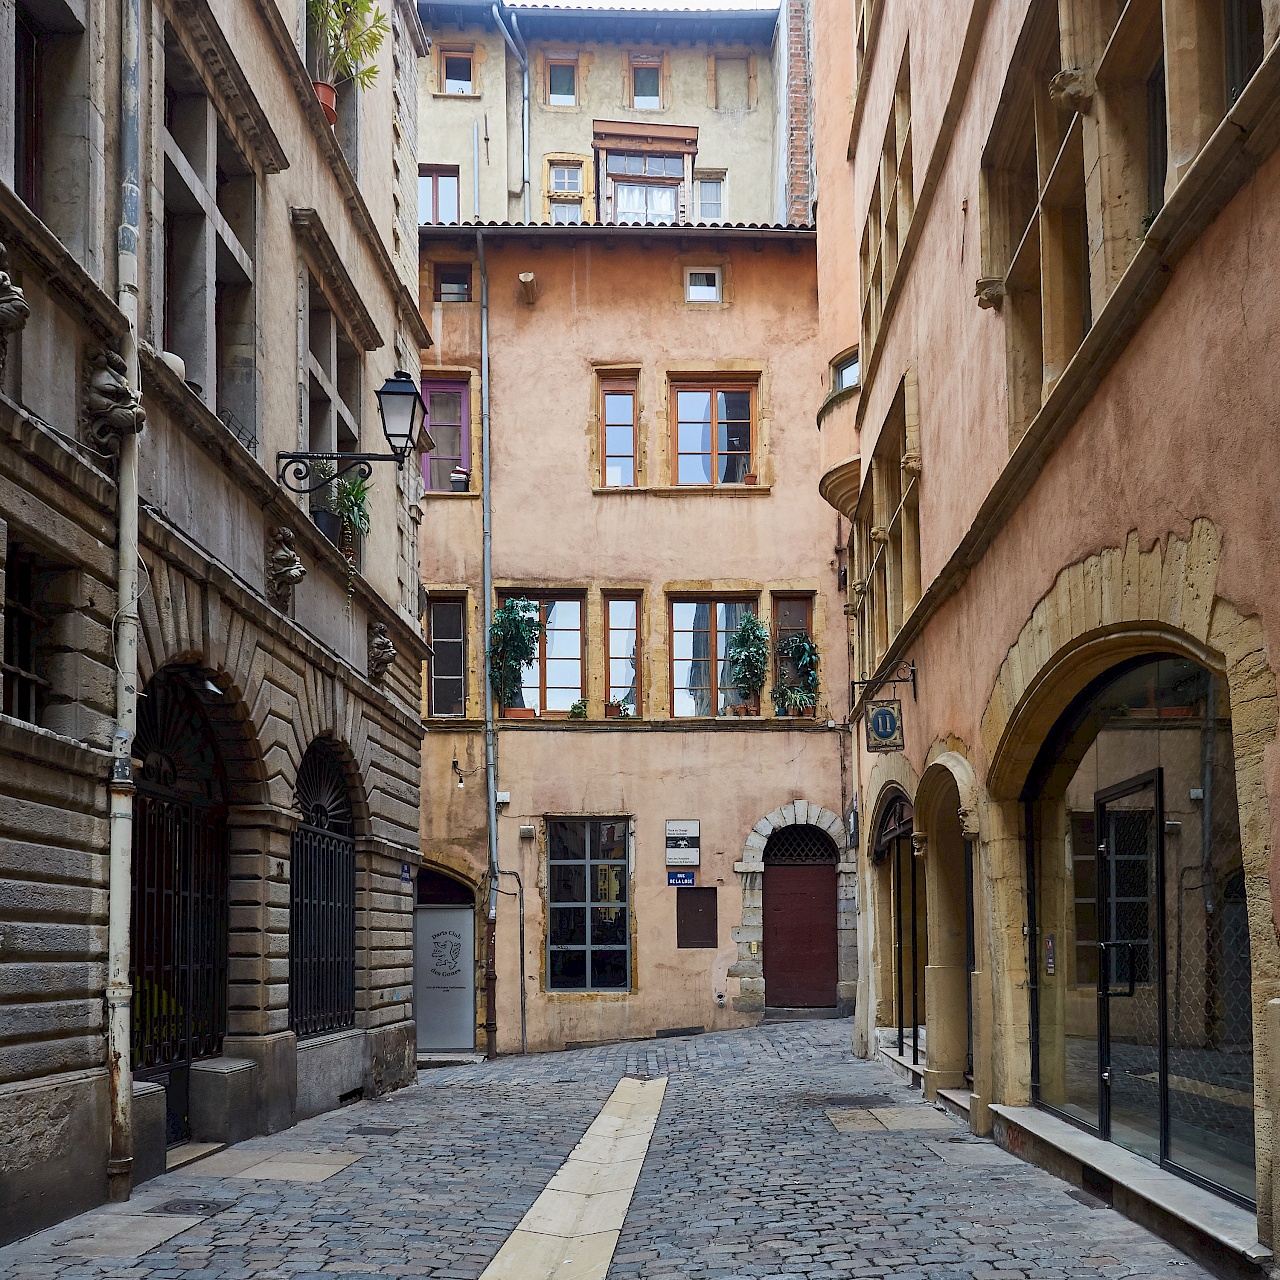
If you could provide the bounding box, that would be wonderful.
[431,930,463,977]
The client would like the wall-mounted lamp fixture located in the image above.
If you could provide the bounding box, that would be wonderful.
[452,757,465,789]
[276,371,435,493]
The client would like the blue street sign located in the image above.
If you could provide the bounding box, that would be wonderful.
[667,871,696,887]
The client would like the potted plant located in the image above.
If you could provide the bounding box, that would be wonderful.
[726,612,768,716]
[605,698,633,719]
[568,698,588,720]
[772,631,820,716]
[743,472,759,485]
[489,597,543,718]
[307,0,390,126]
[330,472,372,610]
[308,460,343,546]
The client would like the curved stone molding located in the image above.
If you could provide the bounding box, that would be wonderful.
[918,747,983,841]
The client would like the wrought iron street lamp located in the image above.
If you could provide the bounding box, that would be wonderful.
[277,370,433,494]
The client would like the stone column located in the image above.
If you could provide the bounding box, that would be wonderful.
[222,803,298,1135]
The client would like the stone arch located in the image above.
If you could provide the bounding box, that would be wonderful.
[731,800,852,1016]
[976,522,1280,1176]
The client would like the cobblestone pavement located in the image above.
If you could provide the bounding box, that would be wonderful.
[0,1020,1215,1279]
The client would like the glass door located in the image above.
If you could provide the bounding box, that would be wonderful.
[1096,770,1164,1164]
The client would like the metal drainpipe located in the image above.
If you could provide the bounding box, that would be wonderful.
[477,228,499,1059]
[107,0,144,1202]
[491,3,529,222]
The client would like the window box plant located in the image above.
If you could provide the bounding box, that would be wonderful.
[489,597,543,718]
[772,631,819,717]
[307,0,390,126]
[568,698,588,720]
[604,699,632,719]
[726,612,768,717]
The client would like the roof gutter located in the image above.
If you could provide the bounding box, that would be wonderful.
[491,3,530,222]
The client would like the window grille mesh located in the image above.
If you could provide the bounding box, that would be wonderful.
[764,823,838,864]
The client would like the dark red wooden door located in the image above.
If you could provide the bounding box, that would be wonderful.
[763,861,838,1007]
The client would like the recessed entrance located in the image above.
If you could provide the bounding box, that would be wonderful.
[130,668,230,1145]
[762,824,838,1008]
[872,795,927,1064]
[414,869,476,1052]
[1026,654,1255,1207]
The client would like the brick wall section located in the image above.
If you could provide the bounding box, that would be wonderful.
[785,0,814,225]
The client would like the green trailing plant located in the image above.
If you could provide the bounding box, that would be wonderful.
[772,631,820,715]
[307,0,389,89]
[329,472,372,609]
[568,698,588,720]
[489,597,543,708]
[726,612,770,701]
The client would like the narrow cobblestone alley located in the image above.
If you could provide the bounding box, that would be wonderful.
[0,1022,1214,1280]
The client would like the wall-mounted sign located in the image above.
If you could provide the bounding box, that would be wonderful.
[665,819,700,866]
[1044,933,1056,976]
[401,862,412,883]
[667,871,696,887]
[865,699,905,753]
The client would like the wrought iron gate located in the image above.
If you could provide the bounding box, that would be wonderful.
[289,740,356,1038]
[131,669,229,1144]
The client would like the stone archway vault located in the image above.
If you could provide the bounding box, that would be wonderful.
[730,801,854,1014]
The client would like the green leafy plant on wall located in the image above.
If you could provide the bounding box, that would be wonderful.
[726,612,769,703]
[307,0,389,91]
[489,598,544,708]
[330,472,372,610]
[772,631,819,715]
[568,698,588,720]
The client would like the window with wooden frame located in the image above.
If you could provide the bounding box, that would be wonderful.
[441,48,473,94]
[859,43,912,364]
[434,264,472,303]
[606,152,683,224]
[694,173,724,222]
[421,380,468,490]
[833,349,860,392]
[671,381,754,485]
[549,162,584,224]
[547,817,630,990]
[684,267,721,303]
[772,594,815,716]
[419,166,460,225]
[604,594,641,714]
[547,58,577,106]
[676,887,717,948]
[630,57,662,109]
[670,597,758,717]
[501,595,583,715]
[15,9,42,213]
[427,597,466,717]
[600,378,637,486]
[1225,0,1265,107]
[851,384,919,677]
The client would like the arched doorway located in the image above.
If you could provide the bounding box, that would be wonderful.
[414,868,476,1052]
[131,667,230,1145]
[871,794,926,1064]
[289,739,356,1039]
[1025,653,1254,1206]
[763,825,838,1008]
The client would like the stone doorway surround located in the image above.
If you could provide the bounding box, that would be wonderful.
[731,801,855,1015]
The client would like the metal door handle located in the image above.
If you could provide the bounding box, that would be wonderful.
[1101,1069,1111,1083]
[1099,941,1137,997]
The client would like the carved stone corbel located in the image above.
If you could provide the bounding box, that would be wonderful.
[84,346,145,455]
[0,242,31,384]
[870,525,890,544]
[975,277,1006,310]
[900,451,922,477]
[265,527,306,610]
[1048,67,1094,115]
[911,832,928,858]
[368,622,397,684]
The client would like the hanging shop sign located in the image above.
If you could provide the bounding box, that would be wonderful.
[667,871,696,887]
[665,819,700,866]
[865,699,905,753]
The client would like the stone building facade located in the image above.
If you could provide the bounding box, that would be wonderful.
[814,0,1280,1260]
[0,0,431,1244]
[415,220,848,1055]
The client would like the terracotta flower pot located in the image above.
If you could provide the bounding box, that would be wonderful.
[502,706,536,719]
[313,80,338,126]
[605,704,622,718]
[743,473,759,485]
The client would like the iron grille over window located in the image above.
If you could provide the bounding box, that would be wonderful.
[2,541,48,723]
[289,739,356,1039]
[763,824,839,864]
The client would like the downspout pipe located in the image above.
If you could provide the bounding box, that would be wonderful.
[477,228,500,1059]
[107,0,144,1202]
[491,3,529,222]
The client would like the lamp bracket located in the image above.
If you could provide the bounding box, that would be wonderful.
[276,451,403,495]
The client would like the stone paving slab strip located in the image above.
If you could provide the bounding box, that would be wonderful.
[479,1075,666,1280]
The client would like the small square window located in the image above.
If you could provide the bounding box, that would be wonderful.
[551,202,582,225]
[435,266,472,303]
[632,63,661,109]
[443,52,473,94]
[551,164,582,194]
[549,60,576,106]
[685,268,721,303]
[834,351,860,391]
